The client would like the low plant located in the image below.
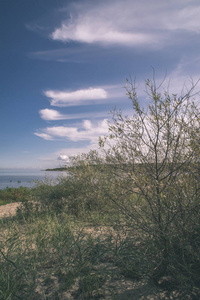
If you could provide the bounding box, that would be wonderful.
[0,213,118,299]
[0,186,31,206]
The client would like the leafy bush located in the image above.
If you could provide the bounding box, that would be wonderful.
[17,168,115,220]
[68,77,200,297]
[0,186,31,205]
[3,76,200,298]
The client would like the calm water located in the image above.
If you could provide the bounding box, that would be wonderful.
[0,169,66,190]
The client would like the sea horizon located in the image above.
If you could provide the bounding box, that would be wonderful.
[0,169,65,190]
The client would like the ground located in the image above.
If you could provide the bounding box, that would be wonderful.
[0,202,174,299]
[0,202,20,218]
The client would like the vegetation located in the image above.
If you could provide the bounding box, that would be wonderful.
[0,77,200,299]
[0,186,31,206]
[45,167,68,171]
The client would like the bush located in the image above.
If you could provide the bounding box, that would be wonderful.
[69,77,200,297]
[10,76,200,298]
[0,186,31,205]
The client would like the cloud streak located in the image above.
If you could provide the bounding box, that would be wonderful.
[52,22,153,46]
[165,4,200,33]
[44,87,107,107]
[39,108,109,121]
[51,0,156,46]
[50,0,200,49]
[34,119,108,142]
[39,109,67,121]
[34,133,53,141]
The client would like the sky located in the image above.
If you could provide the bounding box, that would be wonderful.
[1,0,200,170]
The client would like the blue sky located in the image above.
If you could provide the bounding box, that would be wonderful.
[1,0,200,169]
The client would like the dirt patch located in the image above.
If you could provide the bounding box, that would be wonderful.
[0,202,21,218]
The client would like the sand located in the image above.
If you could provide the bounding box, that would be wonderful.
[0,202,21,218]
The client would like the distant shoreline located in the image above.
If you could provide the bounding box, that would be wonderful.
[45,168,67,172]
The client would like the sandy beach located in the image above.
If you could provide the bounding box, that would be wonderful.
[0,202,21,218]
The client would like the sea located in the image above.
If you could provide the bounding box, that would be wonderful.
[0,169,66,190]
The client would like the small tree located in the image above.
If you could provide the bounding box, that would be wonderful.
[97,77,200,294]
[68,77,200,297]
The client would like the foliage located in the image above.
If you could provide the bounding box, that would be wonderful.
[1,76,200,298]
[45,167,67,171]
[18,165,116,221]
[101,77,200,296]
[0,213,131,299]
[68,77,200,297]
[0,186,31,206]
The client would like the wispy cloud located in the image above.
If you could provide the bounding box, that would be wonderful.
[29,44,135,63]
[44,87,107,107]
[39,109,67,120]
[34,119,108,142]
[51,0,157,46]
[39,108,109,121]
[34,133,53,141]
[52,23,153,46]
[29,46,96,63]
[164,4,200,33]
[49,0,200,49]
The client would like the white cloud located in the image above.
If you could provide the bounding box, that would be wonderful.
[39,108,110,121]
[44,87,107,107]
[52,22,153,46]
[83,120,92,130]
[34,119,108,142]
[34,133,53,140]
[51,0,157,46]
[165,5,200,33]
[39,109,67,120]
[46,126,78,139]
[50,0,200,48]
[57,154,69,161]
[37,143,100,169]
[55,144,99,161]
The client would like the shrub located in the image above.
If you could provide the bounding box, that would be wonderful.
[70,77,200,297]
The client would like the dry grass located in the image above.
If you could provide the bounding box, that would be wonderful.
[0,211,178,300]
